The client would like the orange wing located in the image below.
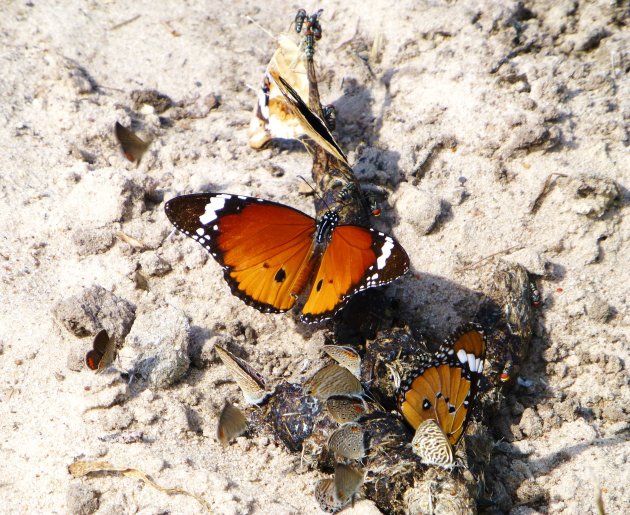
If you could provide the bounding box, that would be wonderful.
[165,194,317,312]
[399,326,485,446]
[301,225,409,322]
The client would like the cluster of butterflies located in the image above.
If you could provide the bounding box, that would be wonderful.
[107,8,489,513]
[214,323,486,511]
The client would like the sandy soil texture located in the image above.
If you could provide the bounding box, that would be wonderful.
[1,1,628,514]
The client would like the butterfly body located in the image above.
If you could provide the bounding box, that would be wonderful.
[165,193,409,323]
[398,325,485,459]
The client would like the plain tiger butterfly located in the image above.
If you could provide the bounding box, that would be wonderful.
[397,324,485,462]
[164,193,409,323]
[248,34,310,150]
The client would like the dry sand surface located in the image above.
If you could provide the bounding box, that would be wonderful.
[1,1,628,514]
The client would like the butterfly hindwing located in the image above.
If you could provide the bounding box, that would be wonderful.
[301,225,409,322]
[165,193,317,313]
[399,325,485,447]
[249,34,309,149]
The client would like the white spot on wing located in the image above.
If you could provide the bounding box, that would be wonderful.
[457,349,468,364]
[199,196,228,225]
[196,228,205,236]
[468,353,475,371]
[376,237,394,270]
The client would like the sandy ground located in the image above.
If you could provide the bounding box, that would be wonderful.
[0,1,628,514]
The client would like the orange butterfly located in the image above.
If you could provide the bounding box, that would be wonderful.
[165,193,409,323]
[398,325,486,450]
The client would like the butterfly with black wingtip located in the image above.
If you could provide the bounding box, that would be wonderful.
[397,324,486,465]
[165,193,409,323]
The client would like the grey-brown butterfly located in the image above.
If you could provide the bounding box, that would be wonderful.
[215,345,270,405]
[326,396,368,424]
[217,402,248,447]
[323,345,361,379]
[304,363,363,401]
[114,122,150,164]
[327,422,366,460]
[85,329,116,372]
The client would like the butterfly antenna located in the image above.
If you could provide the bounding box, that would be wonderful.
[243,15,275,39]
[297,175,332,212]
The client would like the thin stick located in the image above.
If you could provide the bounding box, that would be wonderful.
[455,244,524,273]
[109,14,140,31]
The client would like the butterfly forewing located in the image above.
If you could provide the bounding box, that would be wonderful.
[326,396,368,424]
[301,226,409,322]
[215,345,269,405]
[165,194,318,313]
[304,363,364,400]
[398,325,485,448]
[314,478,343,513]
[269,70,348,165]
[323,345,361,379]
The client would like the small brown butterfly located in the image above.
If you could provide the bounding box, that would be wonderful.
[327,422,366,460]
[326,396,368,424]
[114,122,150,164]
[303,363,363,401]
[85,329,116,371]
[248,34,309,150]
[323,345,361,379]
[314,463,363,512]
[217,402,248,447]
[215,345,270,405]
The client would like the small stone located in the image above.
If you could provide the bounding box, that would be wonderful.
[191,333,232,369]
[390,183,444,235]
[584,294,612,323]
[67,344,87,372]
[576,27,611,52]
[66,482,99,515]
[52,285,136,339]
[118,306,190,387]
[138,252,172,277]
[515,480,545,505]
[204,93,220,110]
[519,407,543,437]
[601,404,627,424]
[72,227,115,256]
[135,405,159,425]
[571,174,620,218]
[82,374,130,411]
[98,405,134,431]
[131,89,173,113]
